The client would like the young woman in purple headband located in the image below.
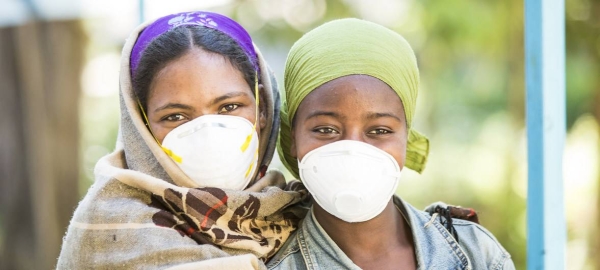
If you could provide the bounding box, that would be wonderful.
[57,11,308,269]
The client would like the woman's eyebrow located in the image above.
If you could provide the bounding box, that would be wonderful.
[154,103,194,113]
[365,112,403,122]
[306,111,345,120]
[210,92,252,106]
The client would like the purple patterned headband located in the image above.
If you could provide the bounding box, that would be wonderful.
[130,11,258,76]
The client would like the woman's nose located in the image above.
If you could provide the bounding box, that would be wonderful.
[341,129,366,143]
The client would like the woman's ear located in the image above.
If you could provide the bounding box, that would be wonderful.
[258,84,267,130]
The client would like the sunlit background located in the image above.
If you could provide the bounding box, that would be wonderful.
[1,0,599,269]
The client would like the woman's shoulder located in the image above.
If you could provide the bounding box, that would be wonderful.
[452,218,507,249]
[401,200,515,270]
[451,219,515,269]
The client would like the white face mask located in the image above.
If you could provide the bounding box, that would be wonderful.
[161,114,259,190]
[298,140,402,223]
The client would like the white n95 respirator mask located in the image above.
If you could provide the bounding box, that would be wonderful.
[298,140,402,223]
[161,114,259,190]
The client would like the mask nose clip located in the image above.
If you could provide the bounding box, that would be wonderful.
[334,190,363,215]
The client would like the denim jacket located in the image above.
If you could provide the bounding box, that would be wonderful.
[267,196,515,270]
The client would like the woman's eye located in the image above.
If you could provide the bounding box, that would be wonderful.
[368,129,391,135]
[219,104,239,113]
[164,114,186,122]
[314,127,338,134]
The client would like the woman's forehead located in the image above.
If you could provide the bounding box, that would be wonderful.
[298,75,405,117]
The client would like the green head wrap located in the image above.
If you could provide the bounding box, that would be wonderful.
[277,18,429,179]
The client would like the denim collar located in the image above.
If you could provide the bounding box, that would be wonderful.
[288,197,472,270]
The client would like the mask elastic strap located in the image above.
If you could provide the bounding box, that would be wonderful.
[136,98,183,163]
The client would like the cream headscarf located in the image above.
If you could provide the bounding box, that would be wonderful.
[278,18,429,178]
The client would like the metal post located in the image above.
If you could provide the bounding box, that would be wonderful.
[525,0,566,269]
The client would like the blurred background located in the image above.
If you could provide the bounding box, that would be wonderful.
[0,0,598,269]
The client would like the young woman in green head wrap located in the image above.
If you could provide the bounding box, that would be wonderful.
[268,19,515,269]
